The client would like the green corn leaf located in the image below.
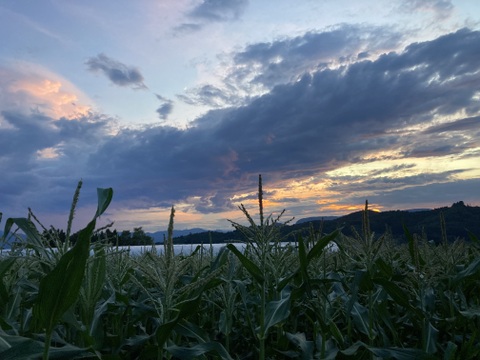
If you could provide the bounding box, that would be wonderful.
[32,187,112,334]
[329,320,345,347]
[262,291,291,336]
[95,187,113,218]
[0,257,15,279]
[85,246,107,305]
[306,230,339,262]
[340,341,366,356]
[80,246,107,337]
[371,347,428,360]
[341,341,426,359]
[33,219,96,333]
[2,218,51,259]
[454,258,480,284]
[89,292,116,340]
[297,235,308,277]
[459,308,480,319]
[167,342,233,360]
[444,341,457,360]
[403,224,425,267]
[0,264,13,321]
[175,320,210,342]
[423,320,438,354]
[226,244,264,284]
[0,332,89,360]
[373,278,413,311]
[156,294,204,347]
[315,337,339,360]
[350,302,375,339]
[346,270,366,314]
[374,257,393,278]
[285,332,314,360]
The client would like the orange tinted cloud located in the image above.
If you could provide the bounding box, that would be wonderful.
[9,78,90,118]
[1,63,92,119]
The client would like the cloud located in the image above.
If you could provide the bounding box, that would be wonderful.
[0,110,113,216]
[0,64,91,119]
[155,94,174,121]
[156,103,173,120]
[0,63,113,219]
[423,115,480,134]
[175,0,248,34]
[179,24,405,106]
[188,0,248,22]
[177,84,240,107]
[400,0,454,20]
[358,178,480,209]
[233,24,403,85]
[85,53,147,89]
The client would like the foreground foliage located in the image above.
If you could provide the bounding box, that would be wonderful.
[1,179,480,359]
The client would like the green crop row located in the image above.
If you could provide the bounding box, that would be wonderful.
[1,178,480,359]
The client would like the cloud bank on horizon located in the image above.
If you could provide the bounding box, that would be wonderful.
[0,0,479,231]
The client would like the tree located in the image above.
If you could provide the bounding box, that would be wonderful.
[132,227,153,245]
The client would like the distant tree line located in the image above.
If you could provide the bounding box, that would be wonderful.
[42,226,154,247]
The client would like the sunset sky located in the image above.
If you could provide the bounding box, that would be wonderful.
[1,0,479,232]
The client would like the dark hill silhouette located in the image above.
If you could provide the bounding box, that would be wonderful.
[171,201,480,244]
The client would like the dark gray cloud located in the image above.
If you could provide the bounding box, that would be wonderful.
[180,24,404,105]
[232,24,404,87]
[156,103,173,120]
[176,0,248,34]
[423,116,480,134]
[0,110,112,215]
[177,84,240,107]
[85,53,147,89]
[155,94,174,120]
[188,0,248,22]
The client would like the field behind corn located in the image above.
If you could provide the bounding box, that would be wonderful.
[1,183,480,359]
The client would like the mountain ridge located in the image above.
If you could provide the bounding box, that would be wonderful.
[171,201,480,244]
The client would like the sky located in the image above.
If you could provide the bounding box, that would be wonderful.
[1,0,480,232]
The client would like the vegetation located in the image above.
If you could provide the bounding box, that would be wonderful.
[1,178,480,359]
[39,227,154,248]
[173,201,480,245]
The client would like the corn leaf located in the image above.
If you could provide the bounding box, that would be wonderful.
[454,258,480,284]
[167,342,233,360]
[306,230,339,262]
[285,332,314,360]
[373,278,415,312]
[262,291,291,336]
[341,341,426,359]
[226,244,264,284]
[403,224,425,267]
[32,219,96,333]
[350,302,375,339]
[33,187,112,333]
[297,235,308,278]
[95,187,113,218]
[0,332,89,360]
[2,218,51,259]
[424,320,438,354]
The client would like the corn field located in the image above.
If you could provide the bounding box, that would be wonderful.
[1,180,480,359]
